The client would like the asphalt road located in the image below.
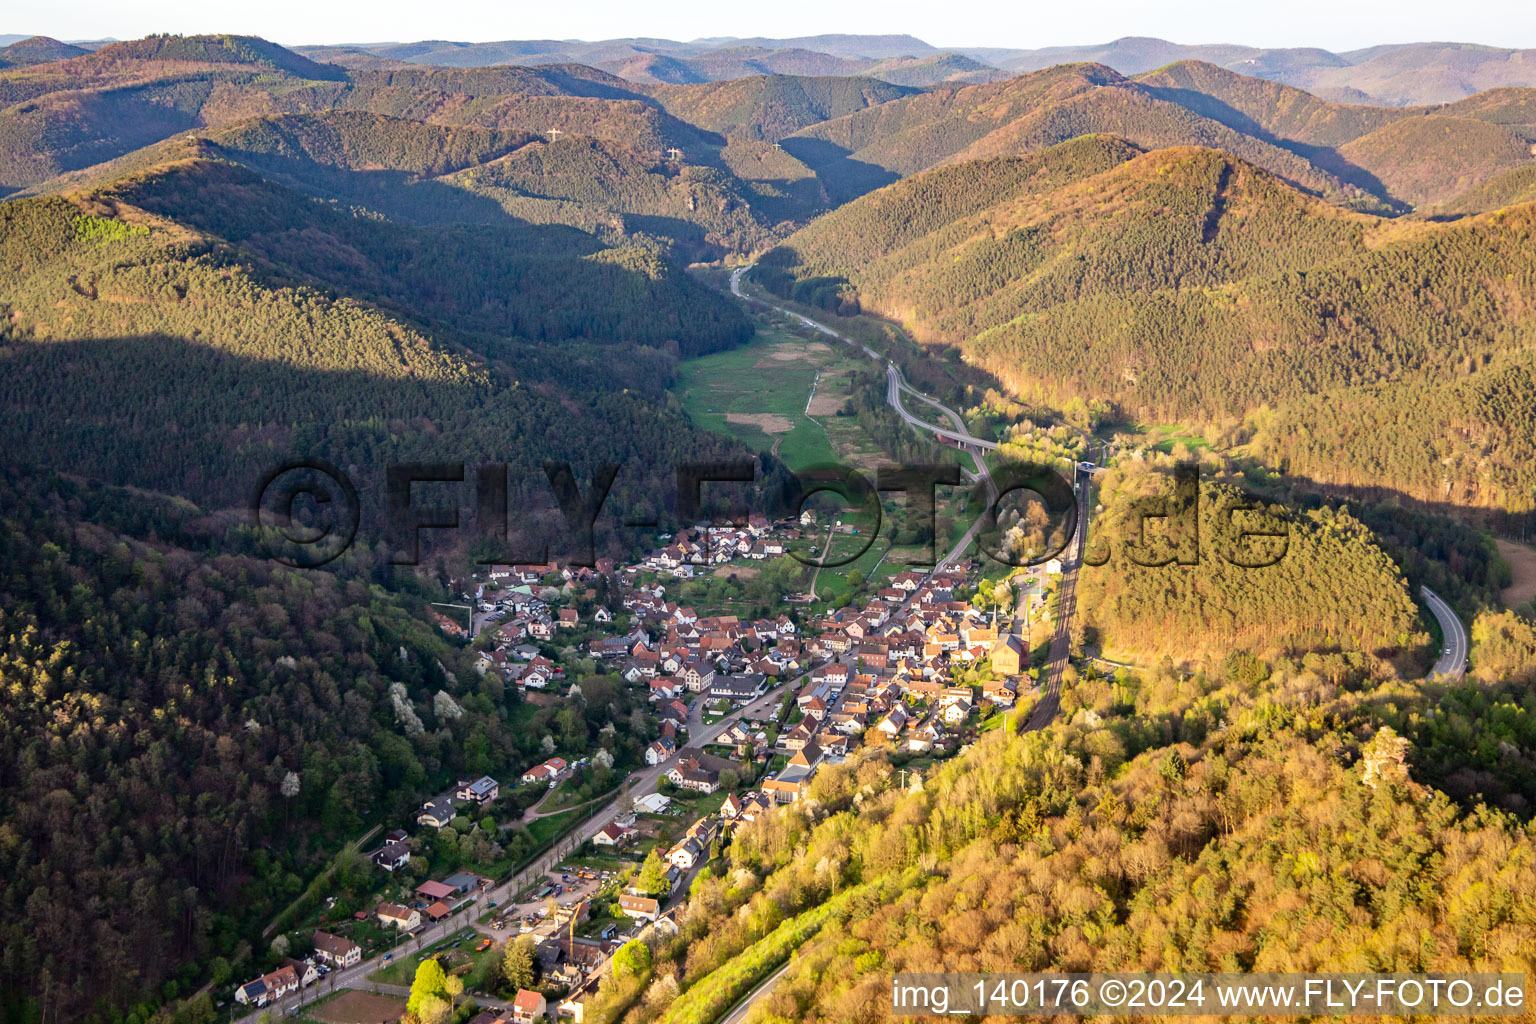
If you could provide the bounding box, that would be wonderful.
[1022,464,1092,732]
[234,678,800,1024]
[719,958,795,1024]
[1422,585,1468,678]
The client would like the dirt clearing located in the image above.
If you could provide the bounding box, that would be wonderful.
[726,412,793,433]
[807,389,844,417]
[1496,538,1536,608]
[756,344,817,366]
[313,990,406,1024]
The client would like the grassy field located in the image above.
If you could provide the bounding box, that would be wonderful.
[675,325,846,470]
[367,926,481,985]
[525,807,581,847]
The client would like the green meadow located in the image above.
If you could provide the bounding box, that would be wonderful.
[675,325,847,471]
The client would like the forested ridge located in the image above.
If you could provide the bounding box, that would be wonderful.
[761,138,1536,511]
[0,181,763,539]
[592,657,1536,1024]
[0,470,493,1017]
[1078,462,1428,663]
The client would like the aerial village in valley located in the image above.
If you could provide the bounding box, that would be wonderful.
[233,509,1061,1022]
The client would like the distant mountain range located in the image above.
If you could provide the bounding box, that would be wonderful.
[281,33,1536,104]
[3,30,1534,100]
[5,33,1535,219]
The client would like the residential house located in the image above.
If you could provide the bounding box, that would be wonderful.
[377,902,421,930]
[875,706,909,739]
[656,699,689,727]
[417,798,456,830]
[520,757,569,786]
[648,676,683,701]
[782,719,817,752]
[812,662,849,688]
[557,608,579,628]
[512,988,547,1023]
[373,839,411,872]
[718,722,753,747]
[736,792,774,822]
[593,822,638,847]
[666,835,707,871]
[909,717,946,753]
[234,965,299,1007]
[666,757,719,794]
[645,736,676,765]
[283,958,320,988]
[455,776,500,805]
[618,894,660,922]
[983,678,1019,707]
[819,733,851,761]
[312,931,362,968]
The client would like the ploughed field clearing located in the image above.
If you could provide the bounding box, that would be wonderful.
[311,989,406,1024]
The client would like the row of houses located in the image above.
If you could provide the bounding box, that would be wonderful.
[664,814,720,871]
[235,927,369,1006]
[414,773,502,832]
[634,516,784,575]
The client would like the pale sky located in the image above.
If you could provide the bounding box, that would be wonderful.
[9,0,1536,52]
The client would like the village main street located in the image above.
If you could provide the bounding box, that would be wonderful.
[233,661,833,1024]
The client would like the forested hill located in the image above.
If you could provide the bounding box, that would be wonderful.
[782,60,1536,210]
[1078,463,1427,663]
[0,177,753,541]
[646,75,917,140]
[0,468,659,1020]
[597,670,1536,1023]
[759,138,1536,512]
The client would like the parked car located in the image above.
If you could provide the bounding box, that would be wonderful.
[382,953,393,962]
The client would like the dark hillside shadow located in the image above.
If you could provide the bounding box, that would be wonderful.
[778,136,900,202]
[1137,84,1403,207]
[0,334,754,554]
[110,160,751,357]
